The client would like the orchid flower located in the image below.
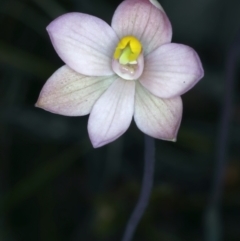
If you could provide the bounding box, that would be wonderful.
[36,0,204,148]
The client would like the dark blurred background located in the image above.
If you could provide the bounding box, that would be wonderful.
[0,0,240,240]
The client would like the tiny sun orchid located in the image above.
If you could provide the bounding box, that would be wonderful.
[36,0,204,148]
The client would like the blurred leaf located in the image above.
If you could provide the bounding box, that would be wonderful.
[1,0,49,36]
[178,125,214,153]
[0,140,91,213]
[0,40,57,78]
[31,0,66,18]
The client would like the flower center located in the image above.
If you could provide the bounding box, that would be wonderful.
[112,36,144,80]
[114,36,142,64]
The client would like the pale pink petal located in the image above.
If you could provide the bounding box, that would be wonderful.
[134,82,182,141]
[111,0,172,55]
[88,78,135,148]
[47,12,119,76]
[36,65,116,116]
[139,43,204,98]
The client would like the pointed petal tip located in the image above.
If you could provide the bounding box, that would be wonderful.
[34,99,50,112]
[199,62,205,79]
[35,100,43,109]
[88,126,123,148]
[158,135,178,142]
[90,138,109,148]
[149,0,165,12]
[90,140,102,149]
[46,23,51,32]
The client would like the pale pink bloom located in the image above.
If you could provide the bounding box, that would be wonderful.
[36,0,204,148]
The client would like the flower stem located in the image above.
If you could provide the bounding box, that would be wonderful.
[204,30,240,241]
[121,135,155,241]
